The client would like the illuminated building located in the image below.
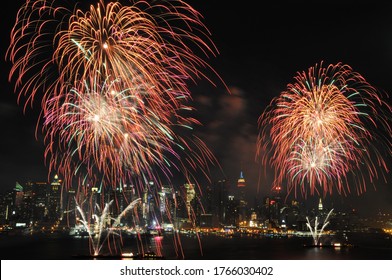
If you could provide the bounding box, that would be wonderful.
[158,185,175,222]
[24,181,48,222]
[184,183,195,219]
[140,181,163,228]
[249,211,258,227]
[201,185,213,217]
[262,185,285,228]
[318,198,323,211]
[62,185,85,227]
[237,171,246,188]
[211,179,229,227]
[225,195,239,226]
[237,171,247,223]
[14,182,24,208]
[47,174,62,222]
[122,184,136,203]
[0,190,14,225]
[142,187,149,226]
[158,188,166,214]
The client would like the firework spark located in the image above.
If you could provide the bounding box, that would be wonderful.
[8,1,226,258]
[75,194,141,256]
[43,74,217,191]
[7,0,223,114]
[257,62,391,197]
[7,0,225,192]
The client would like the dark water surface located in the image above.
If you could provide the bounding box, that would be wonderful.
[1,232,391,260]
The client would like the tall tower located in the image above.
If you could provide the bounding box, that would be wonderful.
[318,198,323,211]
[237,171,247,223]
[14,182,24,208]
[211,180,228,226]
[237,171,246,201]
[237,171,246,188]
[268,185,284,227]
[48,174,62,222]
[184,183,196,220]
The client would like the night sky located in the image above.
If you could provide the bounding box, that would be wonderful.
[1,0,392,215]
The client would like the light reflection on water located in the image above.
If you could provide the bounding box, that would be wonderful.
[1,232,391,260]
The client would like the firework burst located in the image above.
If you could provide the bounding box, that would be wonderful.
[7,0,225,192]
[8,1,226,258]
[257,62,391,197]
[55,0,219,101]
[7,0,222,114]
[43,74,217,191]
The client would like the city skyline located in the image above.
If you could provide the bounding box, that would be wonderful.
[1,0,392,217]
[1,169,391,261]
[2,170,389,233]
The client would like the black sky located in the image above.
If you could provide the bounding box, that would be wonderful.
[1,0,392,215]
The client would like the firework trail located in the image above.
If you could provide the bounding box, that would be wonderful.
[7,0,223,114]
[43,73,218,193]
[7,0,225,190]
[7,0,226,257]
[257,62,392,197]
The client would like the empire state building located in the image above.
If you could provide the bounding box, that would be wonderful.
[237,171,246,188]
[237,171,247,223]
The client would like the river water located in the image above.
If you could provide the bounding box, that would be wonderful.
[1,232,391,260]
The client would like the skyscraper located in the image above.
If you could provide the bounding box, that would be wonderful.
[27,181,48,222]
[237,171,246,188]
[237,171,247,223]
[211,179,228,226]
[184,183,195,220]
[47,174,62,222]
[14,182,24,209]
[318,198,323,212]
